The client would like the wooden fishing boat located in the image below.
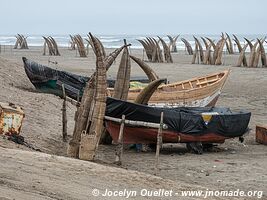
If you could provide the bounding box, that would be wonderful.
[109,70,230,107]
[22,57,149,100]
[105,97,251,146]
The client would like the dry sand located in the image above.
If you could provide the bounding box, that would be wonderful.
[0,146,233,200]
[0,46,266,199]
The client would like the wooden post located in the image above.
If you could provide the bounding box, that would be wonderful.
[115,115,125,165]
[62,84,67,141]
[72,91,80,143]
[76,90,80,105]
[155,112,164,175]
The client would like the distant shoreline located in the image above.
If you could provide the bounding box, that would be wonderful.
[1,34,266,50]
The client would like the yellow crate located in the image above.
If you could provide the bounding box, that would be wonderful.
[0,102,25,135]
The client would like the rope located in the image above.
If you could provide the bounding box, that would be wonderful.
[7,134,41,152]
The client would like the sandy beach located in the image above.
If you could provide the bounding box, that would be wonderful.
[0,46,266,199]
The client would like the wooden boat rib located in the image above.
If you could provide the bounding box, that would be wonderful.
[109,70,230,107]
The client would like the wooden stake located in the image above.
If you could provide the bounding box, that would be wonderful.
[104,116,167,129]
[155,112,164,175]
[76,90,80,105]
[62,84,67,141]
[72,91,81,143]
[115,115,125,165]
[66,96,79,107]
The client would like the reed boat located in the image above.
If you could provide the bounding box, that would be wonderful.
[109,70,230,107]
[105,97,251,147]
[22,57,149,100]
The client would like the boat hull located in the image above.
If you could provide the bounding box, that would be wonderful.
[105,121,227,144]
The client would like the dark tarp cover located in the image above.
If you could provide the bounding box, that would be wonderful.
[105,97,251,138]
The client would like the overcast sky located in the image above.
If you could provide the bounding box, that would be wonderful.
[0,0,266,35]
